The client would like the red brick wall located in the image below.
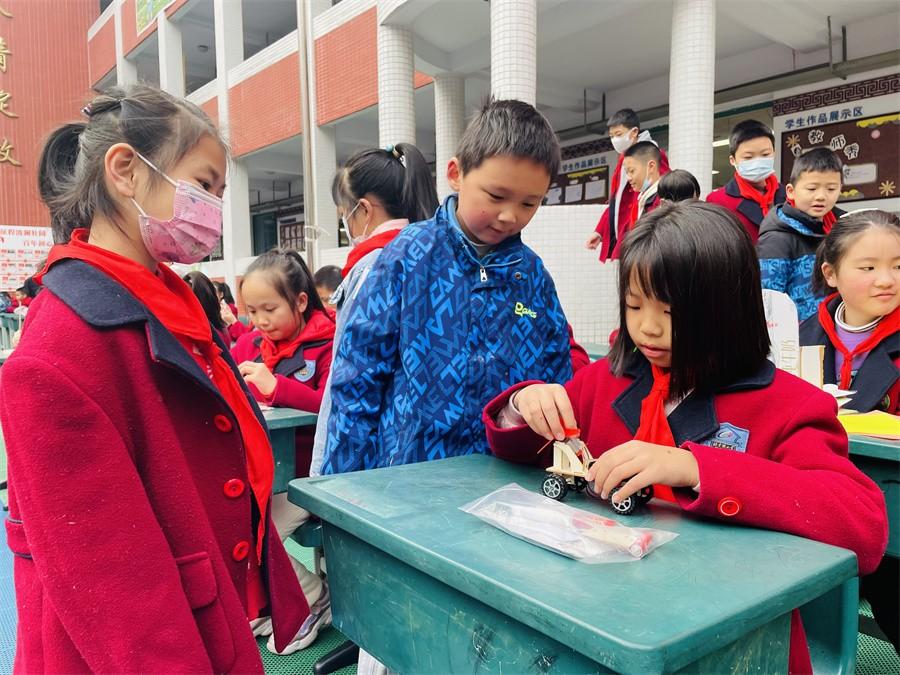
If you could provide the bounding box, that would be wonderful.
[200,97,219,128]
[121,0,157,57]
[0,0,94,229]
[315,8,434,125]
[315,8,378,125]
[88,17,116,86]
[229,53,302,157]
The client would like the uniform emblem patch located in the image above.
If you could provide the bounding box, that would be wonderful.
[701,423,750,452]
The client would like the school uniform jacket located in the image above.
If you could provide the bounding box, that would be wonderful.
[593,143,670,261]
[483,355,887,675]
[321,195,574,475]
[0,260,308,674]
[231,315,334,477]
[706,177,787,243]
[800,295,900,414]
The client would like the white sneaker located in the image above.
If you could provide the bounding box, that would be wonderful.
[249,616,273,637]
[266,586,332,654]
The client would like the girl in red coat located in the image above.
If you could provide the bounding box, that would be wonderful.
[0,84,308,673]
[483,201,887,675]
[799,208,899,651]
[230,249,335,653]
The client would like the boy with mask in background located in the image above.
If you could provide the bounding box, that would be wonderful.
[707,119,785,243]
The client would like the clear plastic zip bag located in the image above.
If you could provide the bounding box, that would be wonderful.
[461,483,678,563]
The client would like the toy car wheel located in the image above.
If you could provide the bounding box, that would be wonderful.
[609,486,637,515]
[573,477,586,492]
[637,485,654,504]
[541,474,568,501]
[584,479,602,501]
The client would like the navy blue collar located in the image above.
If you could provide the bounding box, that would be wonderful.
[251,334,330,376]
[43,260,266,429]
[612,354,775,444]
[801,295,899,412]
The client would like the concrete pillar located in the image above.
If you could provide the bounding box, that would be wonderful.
[667,0,716,196]
[490,0,536,104]
[114,1,137,85]
[157,13,185,97]
[377,8,415,146]
[434,74,466,200]
[310,126,338,250]
[214,0,247,290]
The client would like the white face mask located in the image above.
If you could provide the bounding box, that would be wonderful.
[340,201,371,248]
[611,128,638,154]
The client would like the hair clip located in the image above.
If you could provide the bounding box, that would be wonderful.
[384,144,403,161]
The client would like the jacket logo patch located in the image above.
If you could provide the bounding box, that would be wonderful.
[514,302,537,319]
[293,359,316,382]
[700,423,750,452]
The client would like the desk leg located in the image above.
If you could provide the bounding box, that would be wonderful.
[269,428,296,494]
[800,576,858,675]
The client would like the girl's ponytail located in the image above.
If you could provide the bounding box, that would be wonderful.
[38,122,88,242]
[394,142,439,222]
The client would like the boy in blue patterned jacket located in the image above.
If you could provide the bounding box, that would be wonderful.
[322,99,574,474]
[757,147,844,321]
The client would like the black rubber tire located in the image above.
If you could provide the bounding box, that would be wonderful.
[540,474,569,501]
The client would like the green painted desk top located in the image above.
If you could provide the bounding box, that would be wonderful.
[290,455,858,673]
[261,407,318,430]
[848,434,900,462]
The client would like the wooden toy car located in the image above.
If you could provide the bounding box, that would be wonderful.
[539,430,653,515]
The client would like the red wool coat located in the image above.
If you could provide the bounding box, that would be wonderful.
[483,356,888,674]
[0,260,309,674]
[706,176,787,244]
[231,316,334,477]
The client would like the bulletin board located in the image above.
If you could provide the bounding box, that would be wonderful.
[546,165,610,206]
[0,225,52,289]
[780,113,899,203]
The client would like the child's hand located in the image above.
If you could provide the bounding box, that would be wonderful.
[220,300,238,326]
[512,384,577,441]
[586,441,699,503]
[238,361,277,397]
[585,232,602,250]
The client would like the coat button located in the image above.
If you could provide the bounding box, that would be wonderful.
[717,497,742,517]
[214,414,233,433]
[223,479,245,498]
[232,541,250,561]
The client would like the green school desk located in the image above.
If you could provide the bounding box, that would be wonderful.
[289,454,859,674]
[848,435,900,559]
[262,407,317,493]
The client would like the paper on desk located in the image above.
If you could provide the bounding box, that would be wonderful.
[838,410,900,440]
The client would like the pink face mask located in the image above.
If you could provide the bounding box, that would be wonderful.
[132,152,223,264]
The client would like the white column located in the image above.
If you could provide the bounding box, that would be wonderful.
[434,74,465,200]
[377,11,415,146]
[311,126,338,250]
[490,0,536,104]
[114,1,137,85]
[224,160,252,272]
[214,0,247,291]
[157,13,185,97]
[667,0,716,196]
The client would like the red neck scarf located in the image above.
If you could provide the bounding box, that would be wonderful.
[342,230,404,278]
[817,293,900,389]
[785,197,837,233]
[259,309,335,371]
[735,173,780,218]
[633,365,677,503]
[37,230,274,562]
